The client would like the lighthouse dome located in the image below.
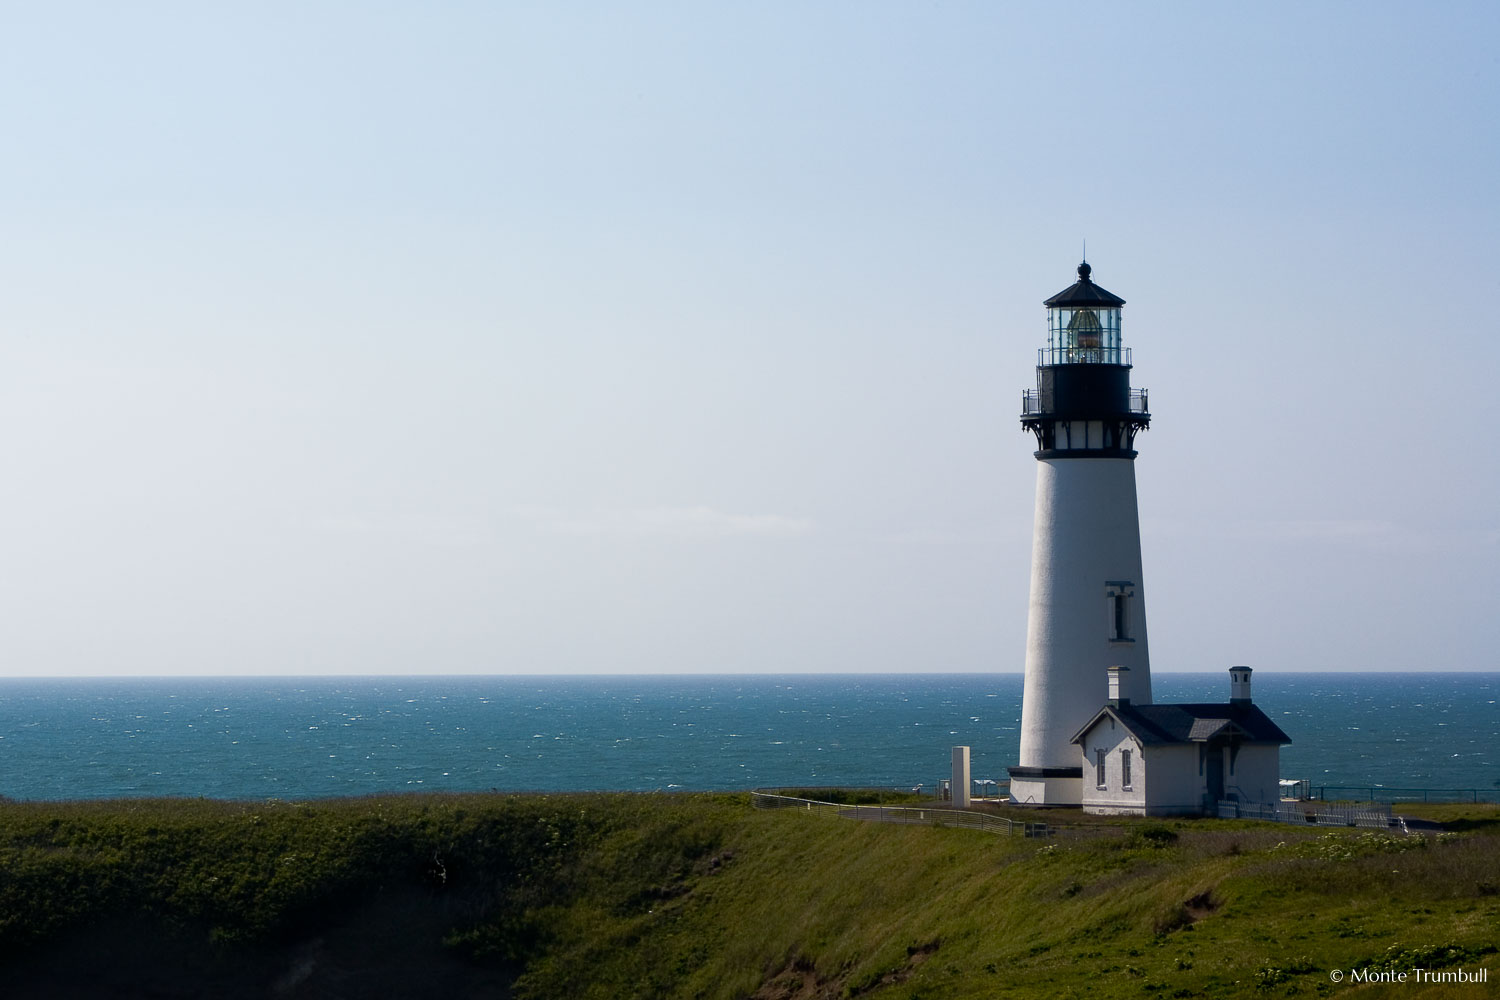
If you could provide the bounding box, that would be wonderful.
[1044,261,1126,308]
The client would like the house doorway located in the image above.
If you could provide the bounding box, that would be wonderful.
[1206,746,1225,803]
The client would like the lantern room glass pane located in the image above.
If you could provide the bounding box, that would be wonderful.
[1046,307,1123,364]
[1070,309,1103,347]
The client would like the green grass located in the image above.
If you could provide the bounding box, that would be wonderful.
[1393,801,1500,831]
[1,795,1496,998]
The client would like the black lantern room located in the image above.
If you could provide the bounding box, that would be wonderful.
[1021,262,1150,457]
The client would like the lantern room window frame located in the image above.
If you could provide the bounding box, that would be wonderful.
[1046,306,1125,365]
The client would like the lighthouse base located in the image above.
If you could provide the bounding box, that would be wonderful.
[1006,766,1083,807]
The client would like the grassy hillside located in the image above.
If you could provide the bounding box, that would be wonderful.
[0,794,1496,998]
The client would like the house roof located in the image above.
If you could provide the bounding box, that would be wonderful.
[1043,261,1126,309]
[1071,701,1292,747]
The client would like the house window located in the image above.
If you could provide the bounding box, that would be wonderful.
[1121,750,1133,790]
[1095,748,1107,789]
[1105,582,1135,642]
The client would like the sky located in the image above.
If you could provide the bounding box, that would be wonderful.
[0,3,1495,676]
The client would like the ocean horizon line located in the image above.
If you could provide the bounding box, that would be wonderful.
[0,668,1496,682]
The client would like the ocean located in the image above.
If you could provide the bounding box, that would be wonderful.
[0,673,1494,802]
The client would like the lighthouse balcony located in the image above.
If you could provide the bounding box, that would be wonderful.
[1022,388,1149,418]
[1037,346,1132,367]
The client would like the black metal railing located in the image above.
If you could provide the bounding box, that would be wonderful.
[1020,388,1149,416]
[1037,346,1132,367]
[1306,786,1496,804]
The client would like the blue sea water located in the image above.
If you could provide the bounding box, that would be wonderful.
[0,673,1494,801]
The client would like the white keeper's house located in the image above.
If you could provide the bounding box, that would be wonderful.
[1072,665,1290,816]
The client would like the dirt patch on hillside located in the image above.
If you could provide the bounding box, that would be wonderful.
[1183,890,1220,920]
[752,955,840,1000]
[751,940,941,1000]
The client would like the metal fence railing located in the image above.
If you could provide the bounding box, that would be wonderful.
[755,789,1449,840]
[750,791,1056,838]
[1220,799,1394,829]
[1306,786,1496,804]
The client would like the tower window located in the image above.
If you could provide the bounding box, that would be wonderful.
[1105,582,1135,643]
[1095,748,1107,789]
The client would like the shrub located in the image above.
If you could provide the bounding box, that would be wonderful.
[1128,825,1179,849]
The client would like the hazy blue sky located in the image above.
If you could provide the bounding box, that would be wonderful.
[0,3,1494,676]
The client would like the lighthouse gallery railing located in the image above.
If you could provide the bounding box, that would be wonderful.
[1036,346,1132,367]
[1021,388,1149,417]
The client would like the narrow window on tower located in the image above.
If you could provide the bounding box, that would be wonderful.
[1105,583,1135,643]
[1095,748,1107,789]
[1121,749,1133,790]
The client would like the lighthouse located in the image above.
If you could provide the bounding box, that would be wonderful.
[1008,262,1153,807]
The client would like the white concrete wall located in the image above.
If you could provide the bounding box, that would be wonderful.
[1008,774,1082,807]
[951,746,971,809]
[1078,718,1146,815]
[1144,744,1207,815]
[1139,743,1282,815]
[1226,745,1281,805]
[1017,457,1152,801]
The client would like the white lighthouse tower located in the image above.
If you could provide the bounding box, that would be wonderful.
[1008,262,1153,807]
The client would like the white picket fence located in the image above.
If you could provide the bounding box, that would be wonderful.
[1218,799,1394,829]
